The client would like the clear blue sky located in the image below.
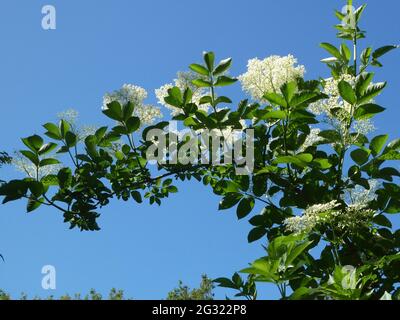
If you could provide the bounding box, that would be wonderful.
[0,0,399,299]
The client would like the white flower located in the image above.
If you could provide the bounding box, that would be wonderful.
[309,75,355,116]
[12,152,62,180]
[299,128,323,152]
[345,179,380,207]
[155,71,210,116]
[57,109,79,125]
[284,200,341,234]
[309,74,376,145]
[134,104,163,126]
[239,55,305,102]
[352,119,376,136]
[103,84,147,110]
[103,84,162,125]
[285,197,376,235]
[78,125,98,141]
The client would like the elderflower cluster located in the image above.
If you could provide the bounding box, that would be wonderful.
[329,205,375,231]
[12,152,62,180]
[285,194,376,235]
[155,71,210,116]
[57,109,98,141]
[239,55,305,102]
[309,75,376,144]
[344,179,380,207]
[77,125,98,141]
[309,75,356,116]
[57,109,79,125]
[284,200,341,234]
[103,84,162,125]
[299,128,324,152]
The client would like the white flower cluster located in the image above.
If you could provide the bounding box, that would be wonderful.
[57,109,98,141]
[284,198,375,235]
[285,200,341,235]
[329,205,375,231]
[309,75,376,144]
[57,109,79,125]
[103,84,162,125]
[345,179,380,207]
[155,71,210,116]
[299,128,324,152]
[77,125,98,141]
[12,152,62,180]
[309,75,356,116]
[239,55,306,102]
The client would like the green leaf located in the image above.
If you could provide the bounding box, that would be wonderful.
[22,135,44,152]
[219,193,242,210]
[95,126,108,140]
[379,150,400,161]
[248,227,267,243]
[102,101,123,121]
[168,186,178,193]
[360,47,372,65]
[65,132,77,148]
[192,79,212,88]
[214,96,232,105]
[358,82,386,105]
[312,158,332,170]
[126,116,141,133]
[59,120,70,138]
[38,143,58,155]
[213,58,232,75]
[373,214,392,228]
[199,96,213,105]
[372,45,399,60]
[213,278,237,290]
[355,72,374,97]
[27,196,42,213]
[280,81,297,104]
[39,158,60,167]
[214,76,237,87]
[43,123,61,140]
[338,80,357,104]
[20,150,39,165]
[57,168,72,189]
[290,92,323,108]
[385,199,400,214]
[263,93,287,107]
[189,63,209,76]
[131,191,142,203]
[274,153,313,168]
[182,88,193,105]
[340,43,351,61]
[236,197,255,219]
[122,102,135,121]
[354,103,385,120]
[41,174,59,186]
[85,135,98,158]
[370,135,388,156]
[203,51,215,71]
[350,148,370,165]
[166,87,183,107]
[28,181,44,198]
[320,43,342,60]
[260,110,287,120]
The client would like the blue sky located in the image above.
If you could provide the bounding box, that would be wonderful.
[0,0,399,299]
